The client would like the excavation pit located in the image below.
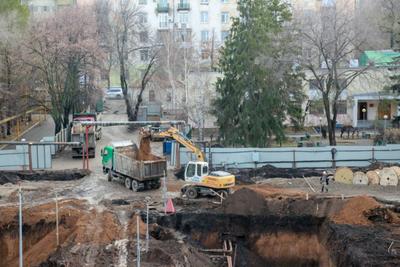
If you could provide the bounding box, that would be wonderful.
[157,187,400,267]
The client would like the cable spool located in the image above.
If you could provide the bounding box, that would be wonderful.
[378,168,399,186]
[390,166,400,177]
[334,167,353,184]
[352,171,368,185]
[366,171,380,185]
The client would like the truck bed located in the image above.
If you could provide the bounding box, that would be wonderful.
[113,146,166,181]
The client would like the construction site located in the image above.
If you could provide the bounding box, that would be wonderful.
[0,100,399,267]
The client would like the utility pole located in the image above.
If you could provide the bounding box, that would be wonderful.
[55,193,59,246]
[162,171,167,213]
[146,203,149,252]
[136,216,141,267]
[18,186,23,267]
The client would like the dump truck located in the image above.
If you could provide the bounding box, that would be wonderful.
[101,141,167,191]
[71,113,102,158]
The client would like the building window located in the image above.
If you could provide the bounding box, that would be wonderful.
[201,49,209,59]
[140,49,149,61]
[322,0,335,7]
[43,6,49,12]
[149,90,156,102]
[200,0,209,4]
[201,30,209,42]
[200,11,208,23]
[159,13,168,28]
[166,92,172,102]
[138,13,148,24]
[221,31,229,41]
[221,12,229,23]
[139,0,147,4]
[337,101,347,115]
[221,0,229,3]
[179,12,188,24]
[309,100,324,115]
[139,31,148,42]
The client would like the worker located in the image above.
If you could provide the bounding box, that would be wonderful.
[320,171,329,193]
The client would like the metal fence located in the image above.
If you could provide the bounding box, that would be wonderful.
[0,141,79,170]
[42,127,69,154]
[172,144,400,169]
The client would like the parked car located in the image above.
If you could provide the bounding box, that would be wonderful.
[106,87,123,99]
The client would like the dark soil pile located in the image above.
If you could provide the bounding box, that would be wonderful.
[233,162,400,184]
[0,169,90,185]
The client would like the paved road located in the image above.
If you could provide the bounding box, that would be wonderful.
[21,115,55,142]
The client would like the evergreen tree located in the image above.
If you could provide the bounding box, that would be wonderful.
[213,0,304,147]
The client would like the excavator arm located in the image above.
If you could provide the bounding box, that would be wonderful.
[158,127,205,161]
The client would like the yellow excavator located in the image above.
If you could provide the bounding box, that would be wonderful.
[156,127,235,199]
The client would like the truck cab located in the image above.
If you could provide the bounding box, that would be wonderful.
[184,161,235,190]
[101,146,114,174]
[185,161,209,183]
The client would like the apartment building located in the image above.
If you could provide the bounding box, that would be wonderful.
[135,0,238,49]
[23,0,76,15]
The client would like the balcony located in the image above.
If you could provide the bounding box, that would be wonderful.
[177,2,190,11]
[156,3,169,13]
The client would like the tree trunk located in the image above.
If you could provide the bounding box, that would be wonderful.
[323,94,336,146]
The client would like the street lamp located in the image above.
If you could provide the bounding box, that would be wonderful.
[361,108,367,120]
[383,114,388,131]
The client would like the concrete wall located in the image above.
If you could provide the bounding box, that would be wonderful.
[173,144,400,169]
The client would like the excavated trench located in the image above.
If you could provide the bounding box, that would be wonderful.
[158,213,332,267]
[156,188,400,267]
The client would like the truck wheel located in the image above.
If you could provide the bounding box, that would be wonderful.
[131,180,139,192]
[185,187,198,199]
[153,180,161,189]
[107,171,113,182]
[124,178,132,189]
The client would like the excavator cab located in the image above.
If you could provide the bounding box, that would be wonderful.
[184,161,209,183]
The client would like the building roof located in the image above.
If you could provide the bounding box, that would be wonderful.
[359,50,400,67]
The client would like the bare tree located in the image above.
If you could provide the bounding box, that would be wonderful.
[298,3,370,145]
[379,0,400,49]
[0,12,28,136]
[95,0,114,90]
[131,50,158,121]
[111,0,159,121]
[24,7,103,133]
[157,30,197,114]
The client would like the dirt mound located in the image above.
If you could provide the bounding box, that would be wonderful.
[251,232,333,267]
[331,196,381,225]
[127,214,148,237]
[137,134,160,161]
[0,199,121,267]
[0,169,90,185]
[222,186,308,216]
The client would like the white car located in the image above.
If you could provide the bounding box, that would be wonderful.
[106,87,123,99]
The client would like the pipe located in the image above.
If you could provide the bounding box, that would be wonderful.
[0,141,80,145]
[18,187,23,267]
[76,120,186,127]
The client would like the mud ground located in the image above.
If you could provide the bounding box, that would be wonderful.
[1,100,400,266]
